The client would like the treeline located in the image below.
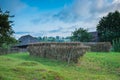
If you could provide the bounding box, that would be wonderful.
[37,36,71,42]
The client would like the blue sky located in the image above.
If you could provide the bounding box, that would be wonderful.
[0,0,120,39]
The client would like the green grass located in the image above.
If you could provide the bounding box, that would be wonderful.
[0,52,120,80]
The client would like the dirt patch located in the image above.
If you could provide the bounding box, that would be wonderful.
[42,76,46,80]
[1,57,14,62]
[35,69,47,72]
[48,70,64,80]
[19,61,38,66]
[54,75,62,80]
[12,67,27,73]
[0,75,4,80]
[116,68,120,76]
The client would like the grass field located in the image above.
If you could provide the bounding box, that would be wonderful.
[0,52,120,80]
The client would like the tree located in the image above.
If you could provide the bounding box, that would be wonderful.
[37,37,43,41]
[0,9,17,48]
[97,11,120,43]
[71,28,92,42]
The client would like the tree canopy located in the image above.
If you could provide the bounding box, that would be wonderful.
[71,28,92,42]
[0,9,17,48]
[97,10,120,43]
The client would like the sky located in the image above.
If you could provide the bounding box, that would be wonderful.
[0,0,120,39]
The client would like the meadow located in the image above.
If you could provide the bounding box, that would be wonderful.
[0,52,120,80]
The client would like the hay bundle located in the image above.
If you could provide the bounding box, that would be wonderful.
[27,42,89,63]
[83,42,111,52]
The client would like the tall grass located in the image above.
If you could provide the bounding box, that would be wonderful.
[112,38,120,52]
[0,52,120,80]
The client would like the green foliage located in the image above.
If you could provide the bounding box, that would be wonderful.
[0,52,120,80]
[112,38,120,52]
[37,36,70,42]
[0,8,17,48]
[97,11,120,43]
[71,28,92,42]
[1,37,18,49]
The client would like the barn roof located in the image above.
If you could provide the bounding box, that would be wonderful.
[17,35,39,46]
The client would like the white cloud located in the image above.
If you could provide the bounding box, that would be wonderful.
[113,0,120,4]
[1,0,120,38]
[96,0,104,9]
[0,0,27,13]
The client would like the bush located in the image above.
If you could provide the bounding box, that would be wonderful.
[27,42,90,63]
[112,38,120,52]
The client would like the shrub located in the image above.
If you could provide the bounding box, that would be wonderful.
[112,38,120,52]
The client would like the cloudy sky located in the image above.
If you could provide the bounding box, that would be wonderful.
[0,0,120,39]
